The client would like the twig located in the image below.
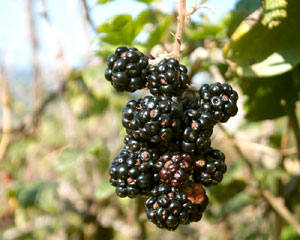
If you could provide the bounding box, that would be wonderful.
[39,0,71,75]
[186,0,215,16]
[27,0,44,104]
[80,0,97,33]
[0,81,67,136]
[219,124,300,236]
[289,110,300,165]
[262,190,300,235]
[218,124,255,171]
[174,0,186,60]
[135,196,146,240]
[0,65,11,161]
[273,121,290,240]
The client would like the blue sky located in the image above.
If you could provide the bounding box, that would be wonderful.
[0,0,238,71]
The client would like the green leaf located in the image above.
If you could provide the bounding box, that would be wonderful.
[215,192,256,218]
[281,224,300,240]
[96,181,115,200]
[37,187,58,214]
[224,0,300,77]
[55,149,83,171]
[16,181,56,208]
[262,0,287,28]
[146,16,171,50]
[240,72,298,121]
[97,0,115,4]
[186,24,224,40]
[134,10,151,38]
[209,179,246,203]
[87,138,110,174]
[98,15,135,45]
[227,0,261,37]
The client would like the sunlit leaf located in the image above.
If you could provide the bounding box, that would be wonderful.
[224,0,300,77]
[262,0,287,28]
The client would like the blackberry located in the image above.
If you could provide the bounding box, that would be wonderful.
[180,108,214,154]
[155,152,194,187]
[146,58,190,97]
[104,46,149,92]
[122,96,183,144]
[192,148,227,187]
[109,136,159,198]
[198,82,238,123]
[145,183,208,230]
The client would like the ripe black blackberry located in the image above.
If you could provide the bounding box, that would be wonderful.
[180,108,214,154]
[154,152,194,187]
[145,183,208,230]
[104,46,149,92]
[146,58,190,97]
[192,148,227,187]
[109,136,159,198]
[122,95,183,144]
[198,82,238,123]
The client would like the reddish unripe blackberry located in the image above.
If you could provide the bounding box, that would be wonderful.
[104,46,149,92]
[192,148,227,187]
[122,96,183,144]
[146,58,190,97]
[109,136,159,198]
[155,152,194,187]
[183,183,209,223]
[180,108,214,154]
[197,82,238,123]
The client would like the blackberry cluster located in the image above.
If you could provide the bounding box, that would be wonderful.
[105,46,239,231]
[145,183,208,230]
[198,82,239,123]
[109,136,159,198]
[104,46,149,92]
[146,58,190,97]
[122,96,183,144]
[193,148,227,187]
[154,152,193,187]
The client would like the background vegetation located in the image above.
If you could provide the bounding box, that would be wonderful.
[0,0,300,239]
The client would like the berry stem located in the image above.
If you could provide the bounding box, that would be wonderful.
[174,0,186,60]
[136,196,147,240]
[288,110,300,165]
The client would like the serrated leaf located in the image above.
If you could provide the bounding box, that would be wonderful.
[96,181,115,200]
[224,0,300,77]
[240,72,298,121]
[55,149,83,171]
[146,16,171,50]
